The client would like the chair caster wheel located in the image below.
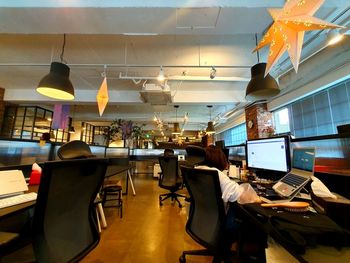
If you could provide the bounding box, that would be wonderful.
[179,255,186,263]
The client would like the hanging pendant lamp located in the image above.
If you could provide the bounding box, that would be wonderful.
[37,34,75,100]
[246,34,279,101]
[172,105,181,135]
[206,105,215,134]
[245,62,279,101]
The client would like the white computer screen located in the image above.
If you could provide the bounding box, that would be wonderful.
[246,137,290,172]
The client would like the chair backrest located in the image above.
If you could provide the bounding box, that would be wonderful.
[180,166,227,251]
[32,158,108,263]
[57,140,95,160]
[158,156,179,188]
[164,148,174,157]
[185,145,206,167]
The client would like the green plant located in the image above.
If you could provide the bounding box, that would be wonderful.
[103,119,145,144]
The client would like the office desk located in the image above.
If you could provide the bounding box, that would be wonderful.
[0,186,37,219]
[237,203,350,263]
[105,164,135,195]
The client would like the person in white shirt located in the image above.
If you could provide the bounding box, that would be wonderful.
[195,145,260,204]
[194,145,261,255]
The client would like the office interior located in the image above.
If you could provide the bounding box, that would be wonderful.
[0,1,350,262]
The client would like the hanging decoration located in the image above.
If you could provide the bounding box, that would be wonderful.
[52,104,70,130]
[254,0,343,76]
[96,65,109,116]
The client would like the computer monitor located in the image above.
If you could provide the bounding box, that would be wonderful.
[246,136,291,172]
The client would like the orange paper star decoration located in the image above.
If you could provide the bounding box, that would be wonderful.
[254,0,343,76]
[96,77,109,116]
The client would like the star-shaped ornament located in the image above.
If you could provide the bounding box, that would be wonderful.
[96,77,109,116]
[255,0,343,76]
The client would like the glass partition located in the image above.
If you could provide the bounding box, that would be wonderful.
[0,140,51,166]
[90,145,107,157]
[106,147,130,157]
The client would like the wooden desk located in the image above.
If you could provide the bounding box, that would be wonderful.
[237,203,350,263]
[0,186,38,219]
[105,165,135,196]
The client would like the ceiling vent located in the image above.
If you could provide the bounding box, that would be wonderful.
[139,82,172,104]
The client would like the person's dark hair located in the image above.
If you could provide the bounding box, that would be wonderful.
[164,148,174,157]
[204,145,229,171]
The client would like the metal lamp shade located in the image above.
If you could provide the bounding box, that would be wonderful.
[68,126,76,134]
[37,62,75,100]
[206,121,215,134]
[245,63,279,101]
[172,122,181,134]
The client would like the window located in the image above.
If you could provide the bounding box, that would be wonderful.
[273,77,350,138]
[216,123,247,146]
[273,108,290,135]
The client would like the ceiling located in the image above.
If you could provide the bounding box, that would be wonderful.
[0,0,349,132]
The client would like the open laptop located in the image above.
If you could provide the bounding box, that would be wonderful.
[0,170,28,198]
[260,148,316,204]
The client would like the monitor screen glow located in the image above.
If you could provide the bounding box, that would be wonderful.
[246,137,290,172]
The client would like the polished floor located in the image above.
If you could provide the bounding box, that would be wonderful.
[82,173,213,263]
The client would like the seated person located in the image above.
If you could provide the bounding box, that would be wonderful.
[163,148,174,157]
[196,145,260,204]
[195,145,261,252]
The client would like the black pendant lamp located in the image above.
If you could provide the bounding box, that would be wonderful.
[37,34,75,100]
[245,62,280,101]
[246,33,279,101]
[206,105,215,134]
[172,105,181,135]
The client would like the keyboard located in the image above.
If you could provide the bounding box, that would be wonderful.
[0,192,37,209]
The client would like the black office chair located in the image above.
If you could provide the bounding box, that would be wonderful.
[185,145,206,167]
[1,158,108,263]
[158,156,186,208]
[57,140,111,227]
[179,166,236,263]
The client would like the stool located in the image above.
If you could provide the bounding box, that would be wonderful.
[101,184,123,218]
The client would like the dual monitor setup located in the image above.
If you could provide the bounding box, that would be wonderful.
[245,136,316,203]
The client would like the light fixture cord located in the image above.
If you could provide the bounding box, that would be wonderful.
[255,33,260,63]
[60,34,66,63]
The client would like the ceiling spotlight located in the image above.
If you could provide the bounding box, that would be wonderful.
[157,66,165,82]
[327,29,344,46]
[210,67,216,79]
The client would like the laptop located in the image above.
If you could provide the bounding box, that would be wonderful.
[260,148,316,204]
[0,170,28,198]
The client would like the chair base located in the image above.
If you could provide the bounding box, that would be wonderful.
[159,192,186,208]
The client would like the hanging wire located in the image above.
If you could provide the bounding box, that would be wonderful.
[102,64,107,78]
[60,34,67,64]
[255,33,260,63]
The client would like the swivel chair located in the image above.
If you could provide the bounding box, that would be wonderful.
[179,166,236,263]
[158,156,186,208]
[57,140,110,229]
[1,158,108,263]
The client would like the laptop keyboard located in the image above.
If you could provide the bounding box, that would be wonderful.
[0,192,37,209]
[281,173,308,187]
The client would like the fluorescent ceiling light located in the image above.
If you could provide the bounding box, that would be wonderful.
[122,33,159,36]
